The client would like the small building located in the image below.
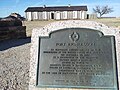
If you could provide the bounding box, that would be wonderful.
[87,13,97,19]
[25,5,88,21]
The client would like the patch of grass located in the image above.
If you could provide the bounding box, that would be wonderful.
[89,18,120,27]
[23,20,55,37]
[24,18,120,37]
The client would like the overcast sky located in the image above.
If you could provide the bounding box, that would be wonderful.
[0,0,120,18]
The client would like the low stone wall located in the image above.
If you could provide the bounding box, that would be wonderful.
[0,26,26,41]
[0,20,22,27]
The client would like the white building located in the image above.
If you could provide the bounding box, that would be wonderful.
[25,5,88,21]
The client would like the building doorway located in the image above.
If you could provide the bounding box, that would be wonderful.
[51,13,54,19]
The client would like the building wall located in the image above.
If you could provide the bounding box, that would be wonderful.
[68,11,73,19]
[33,12,38,20]
[55,12,60,20]
[38,12,43,20]
[26,12,32,21]
[73,11,77,19]
[26,10,87,21]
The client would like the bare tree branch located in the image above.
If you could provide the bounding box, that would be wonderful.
[93,5,113,18]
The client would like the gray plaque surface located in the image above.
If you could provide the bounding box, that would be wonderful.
[37,28,118,89]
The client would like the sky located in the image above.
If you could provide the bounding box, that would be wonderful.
[0,0,120,18]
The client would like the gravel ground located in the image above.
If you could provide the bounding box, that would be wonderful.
[0,38,31,90]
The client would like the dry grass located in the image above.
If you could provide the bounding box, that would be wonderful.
[24,18,120,37]
[89,18,120,27]
[23,20,55,37]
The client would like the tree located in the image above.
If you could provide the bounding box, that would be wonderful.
[93,5,113,18]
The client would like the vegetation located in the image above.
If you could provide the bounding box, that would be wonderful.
[93,5,113,18]
[24,18,120,37]
[90,18,120,27]
[24,20,55,36]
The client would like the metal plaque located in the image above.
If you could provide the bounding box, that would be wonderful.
[37,28,118,89]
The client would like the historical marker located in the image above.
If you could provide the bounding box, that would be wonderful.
[36,28,118,89]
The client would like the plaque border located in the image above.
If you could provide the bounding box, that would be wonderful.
[36,28,119,90]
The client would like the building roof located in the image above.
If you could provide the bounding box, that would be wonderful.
[25,6,88,12]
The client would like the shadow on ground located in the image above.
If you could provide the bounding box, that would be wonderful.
[0,37,31,51]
